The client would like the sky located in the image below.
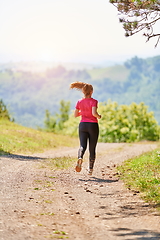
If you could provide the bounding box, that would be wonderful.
[0,0,160,65]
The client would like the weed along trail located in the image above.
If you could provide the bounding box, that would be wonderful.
[0,142,160,240]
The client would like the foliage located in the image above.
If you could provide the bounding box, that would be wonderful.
[63,100,160,143]
[44,110,57,132]
[63,114,80,136]
[44,100,70,132]
[110,0,160,46]
[58,100,70,129]
[117,149,160,206]
[99,100,160,142]
[0,99,13,121]
[0,119,78,155]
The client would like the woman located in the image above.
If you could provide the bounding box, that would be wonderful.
[70,81,101,175]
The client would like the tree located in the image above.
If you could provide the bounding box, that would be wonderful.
[0,99,13,121]
[44,100,70,132]
[44,109,57,131]
[57,100,70,130]
[110,0,160,46]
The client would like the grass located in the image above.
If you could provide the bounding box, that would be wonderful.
[40,212,55,216]
[0,119,78,155]
[117,148,160,209]
[45,230,68,239]
[40,156,77,170]
[44,200,52,204]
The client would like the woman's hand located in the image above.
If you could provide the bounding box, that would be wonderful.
[92,107,101,119]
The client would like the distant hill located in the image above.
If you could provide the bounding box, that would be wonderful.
[0,61,99,73]
[0,55,159,128]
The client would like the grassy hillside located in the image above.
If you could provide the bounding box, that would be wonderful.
[117,148,160,208]
[0,119,78,155]
[88,65,130,82]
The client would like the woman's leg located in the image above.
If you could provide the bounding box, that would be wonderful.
[76,123,89,172]
[78,122,88,159]
[88,123,99,171]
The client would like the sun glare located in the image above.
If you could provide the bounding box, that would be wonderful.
[0,0,159,63]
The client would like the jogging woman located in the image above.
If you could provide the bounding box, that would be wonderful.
[70,81,101,175]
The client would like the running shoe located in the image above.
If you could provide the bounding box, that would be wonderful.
[75,158,83,172]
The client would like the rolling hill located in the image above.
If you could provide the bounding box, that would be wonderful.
[0,55,159,128]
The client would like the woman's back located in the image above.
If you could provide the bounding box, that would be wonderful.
[76,98,98,123]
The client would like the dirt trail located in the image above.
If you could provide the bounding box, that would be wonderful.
[0,142,160,240]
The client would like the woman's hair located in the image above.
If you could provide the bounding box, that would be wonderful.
[70,81,93,97]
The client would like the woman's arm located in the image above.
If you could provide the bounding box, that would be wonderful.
[92,106,101,119]
[74,109,81,118]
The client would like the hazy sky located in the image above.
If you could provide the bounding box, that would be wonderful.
[1,0,160,64]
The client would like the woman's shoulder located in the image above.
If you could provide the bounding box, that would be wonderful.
[78,98,98,103]
[91,98,98,103]
[77,98,84,103]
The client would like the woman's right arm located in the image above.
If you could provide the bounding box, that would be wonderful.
[74,109,81,118]
[92,106,101,119]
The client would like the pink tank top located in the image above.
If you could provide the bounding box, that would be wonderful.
[75,98,98,123]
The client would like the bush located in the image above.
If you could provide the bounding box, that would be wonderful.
[63,100,160,142]
[99,100,160,142]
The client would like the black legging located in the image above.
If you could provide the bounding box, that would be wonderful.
[78,122,99,170]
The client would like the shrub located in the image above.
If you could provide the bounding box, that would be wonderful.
[99,101,160,142]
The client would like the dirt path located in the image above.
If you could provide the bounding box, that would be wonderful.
[0,142,160,240]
